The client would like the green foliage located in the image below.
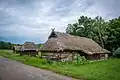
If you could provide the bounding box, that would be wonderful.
[66,16,120,53]
[73,56,89,65]
[66,16,108,48]
[106,17,120,52]
[0,41,13,49]
[113,48,120,57]
[36,43,43,48]
[66,16,94,38]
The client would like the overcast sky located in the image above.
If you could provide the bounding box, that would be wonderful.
[0,0,120,44]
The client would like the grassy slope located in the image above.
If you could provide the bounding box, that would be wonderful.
[0,50,120,80]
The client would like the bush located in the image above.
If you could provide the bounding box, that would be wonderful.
[113,48,120,58]
[50,56,89,66]
[72,56,89,65]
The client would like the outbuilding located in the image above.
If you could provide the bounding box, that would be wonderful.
[20,42,38,56]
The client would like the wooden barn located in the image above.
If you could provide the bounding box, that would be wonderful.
[13,45,21,53]
[40,30,110,61]
[20,42,38,56]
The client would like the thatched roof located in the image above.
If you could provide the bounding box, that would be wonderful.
[20,42,38,51]
[40,31,110,55]
[13,46,21,51]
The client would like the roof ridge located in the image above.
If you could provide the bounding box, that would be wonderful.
[54,31,93,40]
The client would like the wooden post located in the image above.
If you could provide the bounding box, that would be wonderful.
[77,53,78,63]
[41,52,43,58]
[60,52,61,59]
[72,52,73,60]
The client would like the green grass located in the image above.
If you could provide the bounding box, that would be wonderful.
[0,50,120,80]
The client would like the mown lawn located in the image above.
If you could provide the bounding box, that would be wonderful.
[0,50,120,80]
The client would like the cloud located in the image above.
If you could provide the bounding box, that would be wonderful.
[0,0,120,43]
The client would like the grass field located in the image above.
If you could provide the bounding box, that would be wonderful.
[0,50,120,80]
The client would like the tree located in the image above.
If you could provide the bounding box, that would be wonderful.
[106,17,120,52]
[93,16,109,48]
[0,41,13,49]
[66,16,94,38]
[66,16,108,48]
[113,48,120,57]
[66,15,120,53]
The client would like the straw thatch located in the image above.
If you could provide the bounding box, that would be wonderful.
[20,42,38,56]
[20,42,38,51]
[13,46,21,51]
[41,31,110,55]
[13,45,21,53]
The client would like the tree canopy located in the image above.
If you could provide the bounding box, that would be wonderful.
[0,41,13,49]
[66,16,120,53]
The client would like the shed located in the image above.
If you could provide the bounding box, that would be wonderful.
[20,42,38,56]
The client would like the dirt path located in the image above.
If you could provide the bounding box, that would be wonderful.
[0,57,78,80]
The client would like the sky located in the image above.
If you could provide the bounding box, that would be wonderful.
[0,0,120,44]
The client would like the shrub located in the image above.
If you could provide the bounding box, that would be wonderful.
[73,56,89,65]
[113,48,120,58]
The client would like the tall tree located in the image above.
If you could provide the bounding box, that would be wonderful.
[93,16,109,48]
[66,16,94,38]
[106,17,120,52]
[0,41,13,49]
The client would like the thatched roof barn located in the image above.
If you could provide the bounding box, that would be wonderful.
[20,42,38,51]
[40,30,110,60]
[20,42,38,56]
